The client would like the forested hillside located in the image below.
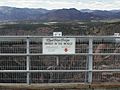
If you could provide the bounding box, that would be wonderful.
[0,21,120,36]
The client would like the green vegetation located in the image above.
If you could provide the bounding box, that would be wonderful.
[0,21,120,35]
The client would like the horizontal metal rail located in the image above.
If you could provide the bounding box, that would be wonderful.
[0,53,88,56]
[1,53,120,56]
[0,35,120,38]
[0,70,119,73]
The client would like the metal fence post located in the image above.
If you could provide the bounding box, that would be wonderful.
[56,56,59,66]
[26,36,30,85]
[88,38,93,83]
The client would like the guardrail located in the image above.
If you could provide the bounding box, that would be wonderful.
[0,36,120,84]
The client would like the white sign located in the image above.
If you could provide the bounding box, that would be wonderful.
[53,32,62,36]
[43,38,75,54]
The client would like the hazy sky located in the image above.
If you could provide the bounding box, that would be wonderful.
[0,0,120,10]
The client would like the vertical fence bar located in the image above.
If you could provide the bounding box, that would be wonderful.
[88,38,93,83]
[26,36,30,85]
[56,56,59,82]
[56,56,59,66]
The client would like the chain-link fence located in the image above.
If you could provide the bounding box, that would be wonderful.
[0,36,120,84]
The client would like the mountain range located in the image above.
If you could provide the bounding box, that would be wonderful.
[0,6,120,21]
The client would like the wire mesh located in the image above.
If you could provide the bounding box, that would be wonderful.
[0,73,26,83]
[93,37,120,54]
[93,72,120,82]
[29,38,42,53]
[31,72,86,83]
[30,55,87,70]
[0,56,26,70]
[0,39,26,53]
[93,55,120,70]
[76,38,89,53]
[0,36,119,84]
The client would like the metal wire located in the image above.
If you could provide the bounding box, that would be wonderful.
[0,36,119,84]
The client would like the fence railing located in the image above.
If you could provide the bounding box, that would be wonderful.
[0,36,120,84]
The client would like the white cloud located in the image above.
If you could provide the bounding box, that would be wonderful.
[0,0,120,10]
[76,1,120,10]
